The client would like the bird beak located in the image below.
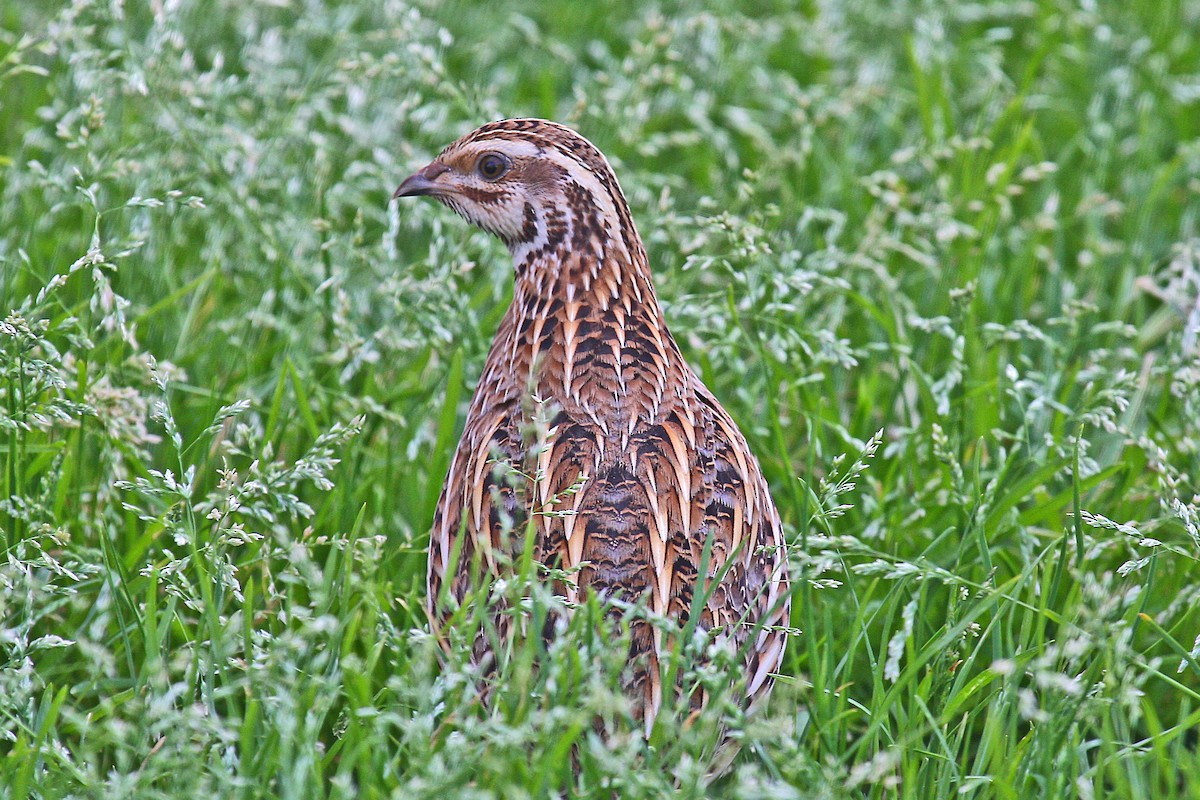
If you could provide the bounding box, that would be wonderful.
[393,162,451,199]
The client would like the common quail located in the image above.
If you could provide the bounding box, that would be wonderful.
[395,119,790,732]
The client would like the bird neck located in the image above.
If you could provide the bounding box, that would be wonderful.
[500,238,688,431]
[511,244,660,320]
[506,173,656,314]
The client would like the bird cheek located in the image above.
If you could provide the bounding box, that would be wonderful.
[471,207,507,238]
[486,202,529,245]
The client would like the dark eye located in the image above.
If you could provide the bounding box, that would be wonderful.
[477,153,508,181]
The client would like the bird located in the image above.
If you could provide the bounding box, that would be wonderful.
[394,118,790,735]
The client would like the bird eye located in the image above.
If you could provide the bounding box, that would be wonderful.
[477,153,509,181]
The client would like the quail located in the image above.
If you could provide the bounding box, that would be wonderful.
[395,119,790,732]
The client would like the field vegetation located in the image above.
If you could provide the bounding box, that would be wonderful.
[2,1,1198,797]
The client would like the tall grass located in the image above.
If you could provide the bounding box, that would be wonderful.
[1,0,1198,797]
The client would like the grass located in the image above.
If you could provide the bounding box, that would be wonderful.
[2,0,1199,797]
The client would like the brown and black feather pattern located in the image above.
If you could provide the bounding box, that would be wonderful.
[396,118,790,730]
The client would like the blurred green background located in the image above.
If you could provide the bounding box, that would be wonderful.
[1,1,1198,797]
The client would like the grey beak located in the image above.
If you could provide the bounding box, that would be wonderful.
[393,162,450,199]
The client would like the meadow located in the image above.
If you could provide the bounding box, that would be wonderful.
[2,1,1199,797]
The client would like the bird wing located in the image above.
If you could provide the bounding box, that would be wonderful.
[429,372,789,721]
[630,383,791,716]
[533,380,790,725]
[427,404,524,611]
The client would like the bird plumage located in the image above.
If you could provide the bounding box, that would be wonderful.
[396,118,789,731]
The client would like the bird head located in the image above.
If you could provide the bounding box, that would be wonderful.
[394,119,641,262]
